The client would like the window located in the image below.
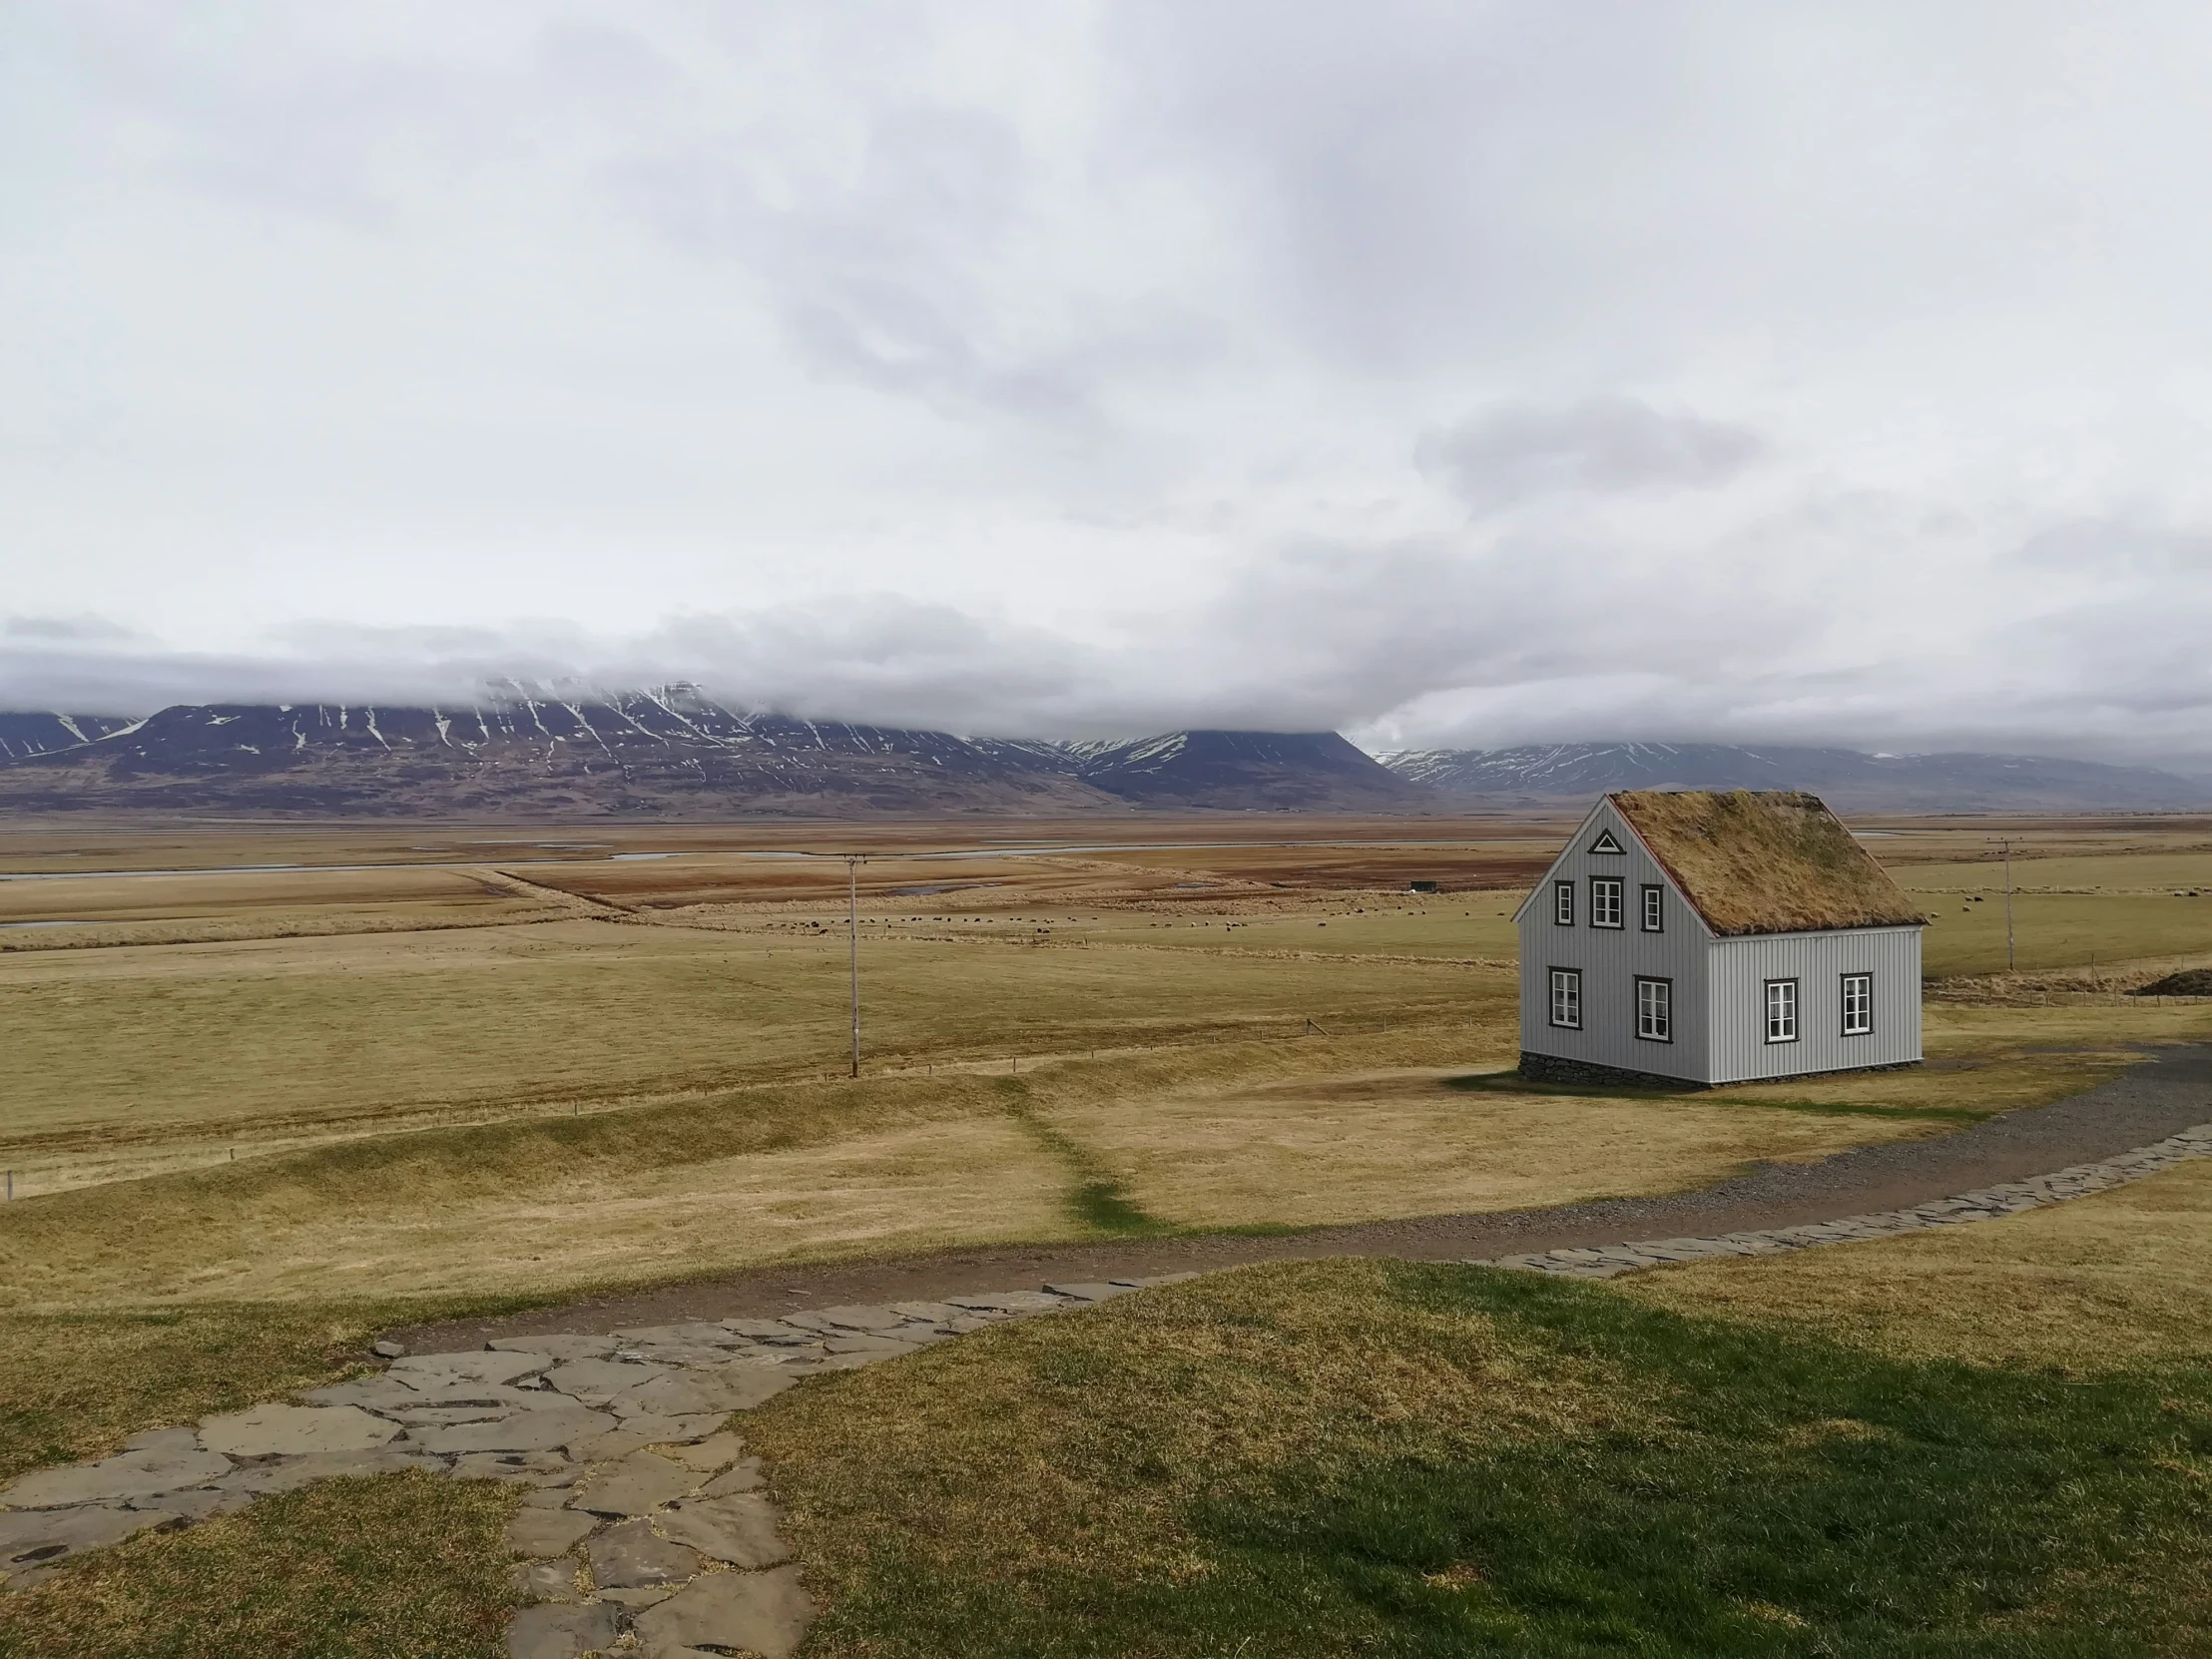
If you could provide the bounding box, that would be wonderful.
[1548,968,1582,1029]
[1765,979,1799,1043]
[1590,877,1624,928]
[1589,828,1625,854]
[1554,880,1575,925]
[1842,973,1874,1036]
[1635,976,1672,1042]
[1640,883,1664,932]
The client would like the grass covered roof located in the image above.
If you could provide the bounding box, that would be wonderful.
[1611,790,1927,937]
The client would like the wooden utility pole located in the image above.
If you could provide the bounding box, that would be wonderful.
[846,854,864,1077]
[1986,837,2015,971]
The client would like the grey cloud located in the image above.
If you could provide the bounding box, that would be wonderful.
[4,614,149,642]
[1417,397,1765,511]
[2012,520,2212,576]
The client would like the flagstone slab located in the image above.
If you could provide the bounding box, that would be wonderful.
[512,1558,581,1603]
[216,1448,442,1498]
[568,1451,699,1517]
[506,1506,598,1558]
[199,1403,399,1457]
[701,1459,766,1497]
[545,1358,672,1405]
[587,1516,701,1589]
[406,1406,611,1455]
[653,1493,790,1568]
[1,1504,175,1581]
[491,1335,618,1361]
[613,1414,728,1445]
[450,1451,580,1484]
[392,1352,553,1388]
[3,1447,233,1510]
[664,1433,746,1473]
[614,1324,750,1348]
[505,1599,621,1659]
[633,1565,815,1659]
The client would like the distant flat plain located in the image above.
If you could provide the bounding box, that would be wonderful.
[2,810,2208,1218]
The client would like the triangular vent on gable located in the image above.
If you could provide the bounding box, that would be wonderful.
[1589,829,1625,854]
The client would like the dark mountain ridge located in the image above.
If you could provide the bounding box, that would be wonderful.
[1384,742,2210,812]
[0,691,1419,817]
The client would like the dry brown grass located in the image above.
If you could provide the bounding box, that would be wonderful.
[0,1470,521,1657]
[1045,1068,1945,1231]
[748,1259,1637,1592]
[1624,1156,2212,1374]
[1613,790,1927,935]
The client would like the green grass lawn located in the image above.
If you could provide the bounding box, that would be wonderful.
[746,1260,2212,1657]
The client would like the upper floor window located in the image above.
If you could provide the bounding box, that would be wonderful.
[1554,880,1575,925]
[1640,883,1664,932]
[1765,978,1799,1044]
[1590,877,1624,928]
[1842,973,1874,1036]
[1589,828,1625,854]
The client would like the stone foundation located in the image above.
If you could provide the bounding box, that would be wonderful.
[1517,1051,1924,1092]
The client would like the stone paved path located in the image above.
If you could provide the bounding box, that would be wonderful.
[7,1081,2212,1655]
[0,1276,1190,1658]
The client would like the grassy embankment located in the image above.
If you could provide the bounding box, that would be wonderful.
[21,1162,2212,1655]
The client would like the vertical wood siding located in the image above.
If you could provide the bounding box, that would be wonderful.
[1518,799,1715,1082]
[1705,926,1924,1083]
[1519,799,1926,1085]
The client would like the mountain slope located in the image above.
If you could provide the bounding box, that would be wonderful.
[1071,731,1430,811]
[0,712,140,762]
[0,690,1122,818]
[1384,742,2210,812]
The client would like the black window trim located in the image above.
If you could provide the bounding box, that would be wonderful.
[1589,828,1626,854]
[1553,880,1575,926]
[1589,875,1625,929]
[1640,882,1664,933]
[1547,965,1583,1030]
[1840,971,1875,1037]
[1764,976,1801,1045]
[1634,973,1674,1044]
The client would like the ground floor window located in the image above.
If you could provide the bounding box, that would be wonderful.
[1549,968,1582,1029]
[1842,972,1874,1035]
[1635,976,1671,1042]
[1765,978,1799,1043]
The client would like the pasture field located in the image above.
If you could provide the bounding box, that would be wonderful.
[4,811,2212,1654]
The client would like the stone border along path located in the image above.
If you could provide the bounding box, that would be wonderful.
[1472,1121,2212,1279]
[6,1121,2212,1656]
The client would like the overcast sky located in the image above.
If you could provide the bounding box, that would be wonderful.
[7,3,2212,762]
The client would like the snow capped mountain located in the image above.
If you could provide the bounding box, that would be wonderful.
[1382,742,2210,811]
[0,695,1429,817]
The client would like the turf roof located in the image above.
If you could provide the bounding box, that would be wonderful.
[1610,790,1928,937]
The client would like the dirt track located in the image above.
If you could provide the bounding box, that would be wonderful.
[391,1044,2212,1351]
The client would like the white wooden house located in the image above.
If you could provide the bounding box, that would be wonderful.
[1515,791,1927,1088]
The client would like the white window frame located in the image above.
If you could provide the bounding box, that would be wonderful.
[1548,968,1582,1029]
[1635,976,1672,1043]
[1841,972,1874,1036]
[1765,978,1799,1044]
[1553,880,1575,926]
[1640,883,1664,932]
[1589,876,1624,929]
